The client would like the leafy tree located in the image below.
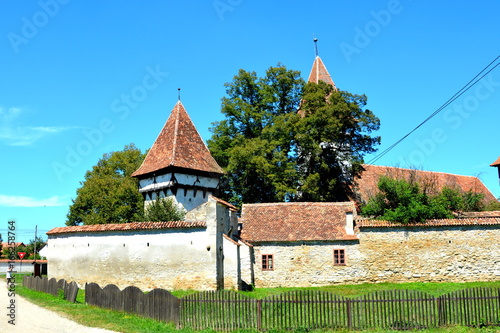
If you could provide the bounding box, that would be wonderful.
[208,65,304,206]
[208,65,381,206]
[140,197,186,222]
[1,237,47,260]
[361,175,486,223]
[484,198,500,211]
[24,236,47,260]
[295,81,380,201]
[66,144,146,225]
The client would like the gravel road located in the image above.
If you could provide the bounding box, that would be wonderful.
[1,282,120,333]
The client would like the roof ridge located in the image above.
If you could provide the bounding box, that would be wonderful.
[363,164,482,180]
[47,220,207,235]
[170,101,181,166]
[243,201,354,207]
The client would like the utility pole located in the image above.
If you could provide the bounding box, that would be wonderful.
[34,225,37,260]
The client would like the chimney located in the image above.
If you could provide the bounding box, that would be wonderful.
[345,212,354,235]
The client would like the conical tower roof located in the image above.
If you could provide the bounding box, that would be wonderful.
[307,56,338,89]
[131,101,224,178]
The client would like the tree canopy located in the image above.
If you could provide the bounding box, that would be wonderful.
[208,64,381,207]
[66,144,146,225]
[1,236,46,260]
[360,175,486,223]
[296,81,380,201]
[141,197,186,222]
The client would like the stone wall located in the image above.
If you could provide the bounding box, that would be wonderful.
[252,241,361,288]
[356,225,500,284]
[251,225,500,288]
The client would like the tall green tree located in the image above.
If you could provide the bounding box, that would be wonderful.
[295,81,381,201]
[208,65,381,206]
[66,144,145,225]
[208,64,304,206]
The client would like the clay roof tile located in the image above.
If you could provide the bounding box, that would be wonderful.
[240,202,357,242]
[131,101,224,178]
[355,164,497,204]
[308,56,337,89]
[46,220,206,235]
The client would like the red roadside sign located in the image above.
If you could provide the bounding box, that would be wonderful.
[18,252,26,260]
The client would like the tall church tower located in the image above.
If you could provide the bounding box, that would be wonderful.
[307,38,337,88]
[307,54,337,88]
[131,101,224,212]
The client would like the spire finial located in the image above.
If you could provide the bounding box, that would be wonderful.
[313,37,318,57]
[178,88,181,101]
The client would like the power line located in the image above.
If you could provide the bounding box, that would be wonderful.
[368,54,500,165]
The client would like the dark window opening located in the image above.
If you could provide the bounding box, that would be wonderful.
[334,249,346,266]
[262,254,274,271]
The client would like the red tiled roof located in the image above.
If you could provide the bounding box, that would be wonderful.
[459,210,500,217]
[357,216,500,228]
[46,221,206,235]
[490,156,500,167]
[1,242,25,248]
[354,164,497,204]
[308,56,337,89]
[240,202,357,242]
[0,259,48,263]
[131,101,224,178]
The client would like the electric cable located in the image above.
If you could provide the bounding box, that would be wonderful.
[368,55,500,165]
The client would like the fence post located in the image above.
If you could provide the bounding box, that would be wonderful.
[256,299,262,331]
[346,298,352,330]
[436,296,443,327]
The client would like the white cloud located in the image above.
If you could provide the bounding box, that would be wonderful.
[0,107,70,146]
[0,194,69,207]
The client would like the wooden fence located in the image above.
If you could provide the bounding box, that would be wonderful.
[23,275,79,303]
[85,283,180,324]
[83,284,500,331]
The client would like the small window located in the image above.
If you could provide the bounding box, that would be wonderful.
[333,249,346,266]
[262,254,274,271]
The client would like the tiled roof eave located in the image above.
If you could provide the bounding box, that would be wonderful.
[47,221,207,235]
[242,235,359,243]
[357,217,500,228]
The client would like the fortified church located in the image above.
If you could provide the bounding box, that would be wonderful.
[46,49,500,290]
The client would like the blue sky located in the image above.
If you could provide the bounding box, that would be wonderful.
[1,0,499,243]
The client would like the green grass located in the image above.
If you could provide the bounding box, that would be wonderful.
[16,285,175,333]
[13,279,500,333]
[171,280,500,299]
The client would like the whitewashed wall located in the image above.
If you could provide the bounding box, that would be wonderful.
[47,228,219,290]
[47,197,240,291]
[0,261,36,274]
[139,173,219,211]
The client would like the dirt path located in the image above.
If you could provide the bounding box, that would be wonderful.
[1,282,120,333]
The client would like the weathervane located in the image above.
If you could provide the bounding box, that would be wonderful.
[313,37,319,57]
[178,88,181,101]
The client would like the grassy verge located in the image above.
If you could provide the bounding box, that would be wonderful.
[171,280,500,299]
[13,279,500,333]
[16,285,176,333]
